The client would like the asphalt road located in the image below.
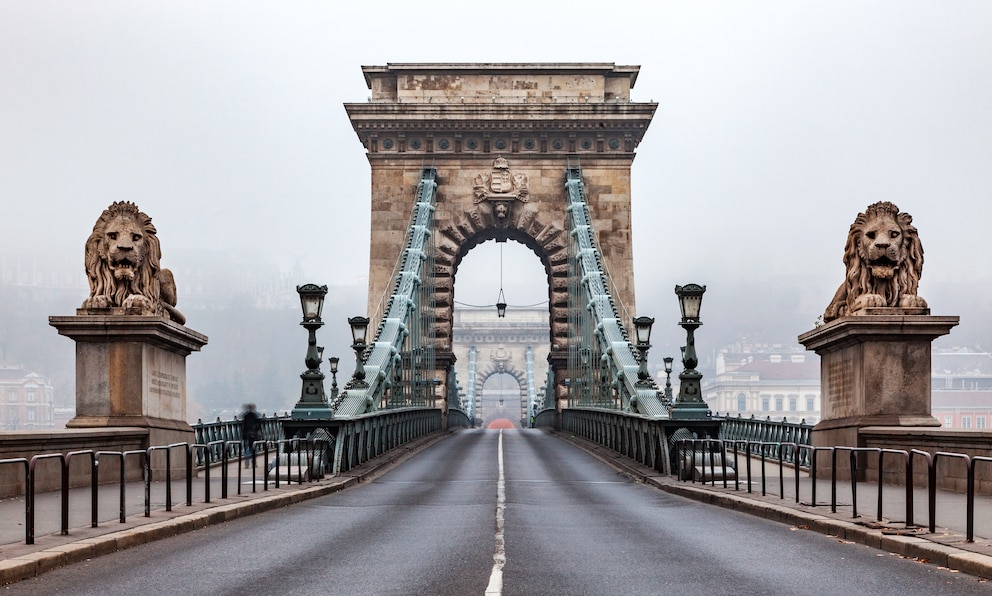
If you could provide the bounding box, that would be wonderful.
[8,429,990,595]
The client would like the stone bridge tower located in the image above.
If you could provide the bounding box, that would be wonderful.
[346,63,656,405]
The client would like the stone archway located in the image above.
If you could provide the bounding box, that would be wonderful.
[434,178,569,351]
[475,356,528,427]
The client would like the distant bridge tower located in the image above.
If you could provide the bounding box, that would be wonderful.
[346,63,657,408]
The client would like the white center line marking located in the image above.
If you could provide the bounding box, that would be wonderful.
[485,430,506,595]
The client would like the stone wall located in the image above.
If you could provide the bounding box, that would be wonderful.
[860,427,992,495]
[0,428,148,498]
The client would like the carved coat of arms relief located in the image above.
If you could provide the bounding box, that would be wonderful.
[472,156,529,226]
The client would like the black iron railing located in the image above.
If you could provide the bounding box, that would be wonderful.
[713,413,813,468]
[0,435,329,545]
[192,414,289,466]
[675,438,992,543]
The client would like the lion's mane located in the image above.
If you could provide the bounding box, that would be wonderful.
[82,201,184,324]
[823,201,926,322]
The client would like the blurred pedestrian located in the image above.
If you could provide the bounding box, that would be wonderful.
[241,403,262,468]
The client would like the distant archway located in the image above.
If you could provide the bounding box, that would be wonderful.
[479,372,524,429]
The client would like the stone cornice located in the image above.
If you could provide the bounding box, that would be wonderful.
[798,314,960,354]
[361,62,643,90]
[345,103,657,127]
[49,313,209,355]
[346,103,657,156]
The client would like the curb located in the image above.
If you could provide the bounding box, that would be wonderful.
[550,430,992,581]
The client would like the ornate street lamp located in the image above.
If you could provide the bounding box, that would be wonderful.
[633,316,655,387]
[432,378,442,408]
[671,283,710,419]
[348,315,370,388]
[291,284,331,419]
[663,356,674,405]
[328,356,340,399]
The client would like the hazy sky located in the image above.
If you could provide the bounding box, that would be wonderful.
[2,1,991,357]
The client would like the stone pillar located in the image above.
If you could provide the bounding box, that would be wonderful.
[49,311,209,450]
[798,309,958,450]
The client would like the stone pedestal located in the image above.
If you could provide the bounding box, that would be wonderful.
[49,311,208,450]
[798,309,958,450]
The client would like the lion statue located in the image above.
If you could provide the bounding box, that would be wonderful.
[823,201,926,322]
[81,201,185,324]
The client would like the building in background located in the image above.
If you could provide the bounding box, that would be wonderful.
[0,367,55,430]
[702,342,820,424]
[931,349,992,429]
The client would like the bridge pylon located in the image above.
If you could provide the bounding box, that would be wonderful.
[346,63,658,415]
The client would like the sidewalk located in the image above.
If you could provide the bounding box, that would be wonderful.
[0,432,450,585]
[553,431,992,581]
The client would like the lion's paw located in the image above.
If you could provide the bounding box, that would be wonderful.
[123,295,153,313]
[823,303,843,322]
[82,296,112,309]
[899,295,928,309]
[852,294,886,311]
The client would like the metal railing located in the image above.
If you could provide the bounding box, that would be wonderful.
[714,413,813,468]
[675,438,992,543]
[560,409,670,473]
[331,408,442,474]
[192,414,289,467]
[0,434,329,546]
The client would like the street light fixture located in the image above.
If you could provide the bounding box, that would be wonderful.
[496,294,507,319]
[432,378,442,408]
[348,316,370,388]
[632,316,655,387]
[671,284,709,419]
[328,356,340,399]
[299,285,326,321]
[291,284,331,420]
[663,356,674,405]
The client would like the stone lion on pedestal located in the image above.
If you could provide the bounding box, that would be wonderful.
[82,201,185,324]
[823,201,926,323]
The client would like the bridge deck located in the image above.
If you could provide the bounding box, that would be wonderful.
[2,430,992,585]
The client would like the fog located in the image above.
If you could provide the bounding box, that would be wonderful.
[1,2,990,417]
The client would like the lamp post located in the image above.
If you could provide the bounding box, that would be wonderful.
[633,316,655,387]
[291,284,331,419]
[671,283,710,419]
[663,356,674,406]
[432,378,442,408]
[579,347,591,405]
[328,356,340,400]
[348,316,370,388]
